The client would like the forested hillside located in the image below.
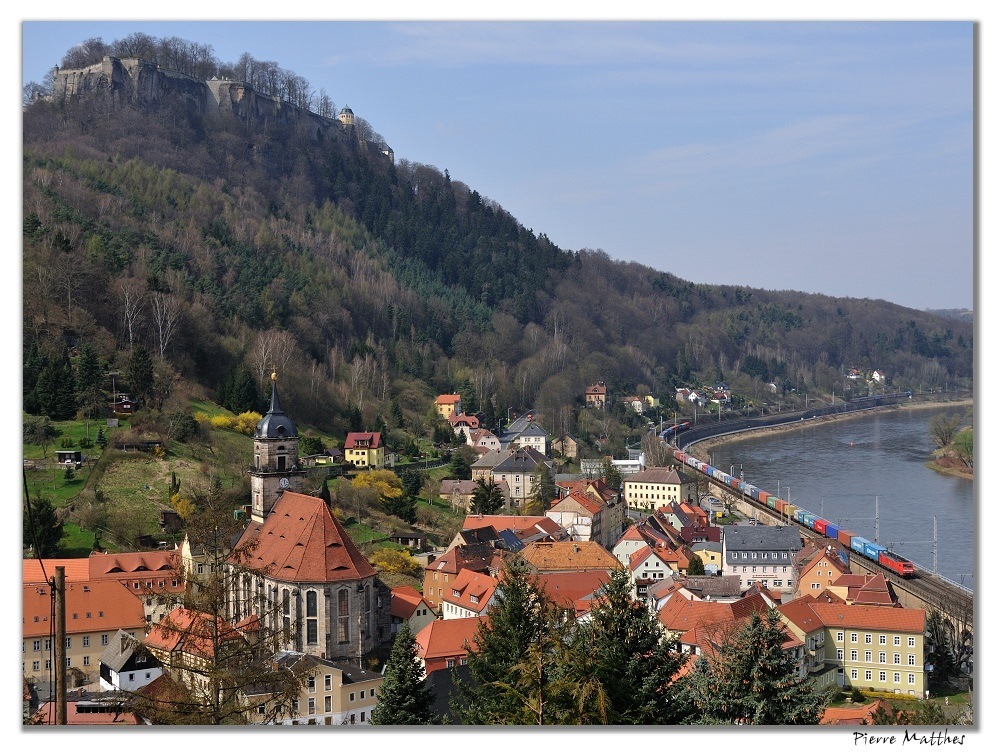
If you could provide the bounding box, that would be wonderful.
[22,35,973,451]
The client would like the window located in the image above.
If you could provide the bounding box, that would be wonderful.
[908,637,916,647]
[65,638,71,648]
[66,658,72,668]
[349,714,356,724]
[32,661,39,671]
[894,636,901,646]
[894,672,901,684]
[865,634,872,644]
[338,590,350,644]
[306,591,318,645]
[82,636,90,647]
[850,633,858,643]
[371,688,376,698]
[879,635,887,645]
[308,699,315,715]
[894,654,901,665]
[837,649,844,660]
[908,654,916,666]
[850,650,858,662]
[197,563,204,574]
[101,635,108,646]
[850,669,858,680]
[865,651,872,663]
[360,691,365,700]
[446,659,455,668]
[879,671,886,683]
[32,640,40,651]
[865,670,872,681]
[83,656,90,666]
[811,583,820,590]
[349,692,355,702]
[836,632,844,642]
[325,697,332,713]
[308,676,316,692]
[879,652,886,664]
[360,712,366,723]
[325,675,332,691]
[908,674,916,685]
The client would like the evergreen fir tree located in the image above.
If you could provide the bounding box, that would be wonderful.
[676,609,825,725]
[581,568,688,724]
[454,556,546,724]
[470,478,504,515]
[686,554,706,575]
[24,495,64,557]
[126,345,155,408]
[601,458,623,492]
[526,463,557,515]
[369,622,437,725]
[76,343,103,417]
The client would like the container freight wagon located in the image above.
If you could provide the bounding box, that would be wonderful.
[824,522,840,540]
[813,518,829,536]
[837,529,856,548]
[851,536,871,555]
[864,541,887,561]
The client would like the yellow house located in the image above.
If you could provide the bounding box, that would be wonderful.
[344,432,385,469]
[778,598,927,697]
[434,394,462,419]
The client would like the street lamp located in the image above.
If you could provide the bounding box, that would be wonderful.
[507,407,514,426]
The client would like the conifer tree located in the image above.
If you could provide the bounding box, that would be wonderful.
[580,568,688,724]
[126,344,154,407]
[470,478,504,515]
[454,555,546,724]
[526,463,556,515]
[676,609,825,725]
[24,494,64,557]
[370,622,437,725]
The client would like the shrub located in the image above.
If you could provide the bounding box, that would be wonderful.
[234,411,262,435]
[210,415,234,430]
[369,548,422,577]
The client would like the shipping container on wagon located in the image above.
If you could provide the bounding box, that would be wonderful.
[851,536,871,555]
[793,508,807,524]
[837,529,856,547]
[729,478,741,490]
[801,513,815,529]
[813,518,829,535]
[825,522,840,540]
[774,498,788,516]
[766,496,778,509]
[864,541,887,561]
[784,504,797,520]
[756,490,769,504]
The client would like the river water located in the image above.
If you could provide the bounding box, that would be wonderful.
[701,404,974,589]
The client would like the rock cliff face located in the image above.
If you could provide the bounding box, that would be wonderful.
[51,56,357,147]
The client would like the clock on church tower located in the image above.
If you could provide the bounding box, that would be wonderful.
[249,374,307,523]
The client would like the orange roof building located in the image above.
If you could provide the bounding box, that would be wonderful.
[520,540,623,574]
[434,394,463,419]
[441,569,499,619]
[414,616,485,675]
[228,491,388,664]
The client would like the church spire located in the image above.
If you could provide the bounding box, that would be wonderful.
[267,371,283,416]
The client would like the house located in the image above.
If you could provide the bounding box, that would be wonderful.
[422,542,495,613]
[84,550,187,625]
[531,570,612,617]
[644,395,661,409]
[722,525,802,593]
[623,466,696,512]
[499,418,550,455]
[871,369,887,384]
[827,573,898,607]
[689,541,723,574]
[451,514,568,551]
[244,651,383,725]
[448,412,480,435]
[441,569,499,619]
[622,396,645,414]
[795,545,852,598]
[389,587,436,636]
[777,597,927,696]
[111,394,135,415]
[434,394,463,419]
[627,545,676,600]
[490,446,555,509]
[821,699,890,725]
[466,428,501,453]
[847,368,863,380]
[585,382,607,409]
[686,390,706,407]
[520,540,623,574]
[99,630,162,692]
[388,529,426,550]
[657,590,774,648]
[471,447,513,481]
[439,478,511,513]
[23,580,147,685]
[414,616,485,676]
[30,693,143,725]
[551,434,579,459]
[343,432,385,469]
[227,491,390,663]
[546,490,618,549]
[646,574,743,612]
[55,449,84,467]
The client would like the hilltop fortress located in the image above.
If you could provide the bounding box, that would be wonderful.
[50,56,393,163]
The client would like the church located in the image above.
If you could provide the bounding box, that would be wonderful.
[226,374,391,663]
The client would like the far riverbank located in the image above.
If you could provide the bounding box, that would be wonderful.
[687,398,973,473]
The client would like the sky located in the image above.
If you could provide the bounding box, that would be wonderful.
[17,16,975,312]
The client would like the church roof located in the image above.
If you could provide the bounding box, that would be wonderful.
[233,492,376,584]
[254,377,297,440]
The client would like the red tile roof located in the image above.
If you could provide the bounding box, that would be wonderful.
[22,558,91,584]
[520,541,623,573]
[550,490,604,516]
[821,700,888,725]
[344,432,382,449]
[390,586,428,620]
[805,601,925,633]
[233,491,376,583]
[435,394,462,405]
[31,701,142,725]
[23,580,145,639]
[442,569,498,615]
[530,570,611,611]
[414,616,485,660]
[144,606,246,660]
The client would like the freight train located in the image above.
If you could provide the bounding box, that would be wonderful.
[672,449,915,578]
[660,421,692,440]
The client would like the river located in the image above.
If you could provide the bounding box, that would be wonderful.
[700,404,974,590]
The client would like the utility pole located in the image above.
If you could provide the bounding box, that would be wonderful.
[874,496,879,543]
[53,566,67,725]
[933,516,938,575]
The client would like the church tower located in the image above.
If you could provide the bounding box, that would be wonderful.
[250,374,307,523]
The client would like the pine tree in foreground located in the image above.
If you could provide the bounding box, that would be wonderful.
[370,622,437,725]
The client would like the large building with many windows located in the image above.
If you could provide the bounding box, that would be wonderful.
[722,525,803,593]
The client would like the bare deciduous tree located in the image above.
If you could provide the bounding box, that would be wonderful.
[117,277,146,352]
[151,292,182,359]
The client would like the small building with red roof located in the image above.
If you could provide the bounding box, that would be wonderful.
[343,431,384,468]
[434,394,463,419]
[390,586,436,636]
[414,616,485,676]
[441,569,499,619]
